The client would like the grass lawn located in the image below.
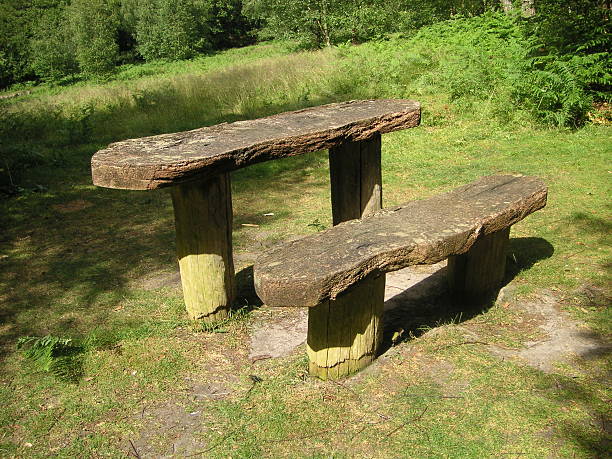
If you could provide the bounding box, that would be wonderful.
[0,41,610,458]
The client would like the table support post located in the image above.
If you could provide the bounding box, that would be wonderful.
[171,173,235,322]
[329,133,382,225]
[447,227,510,301]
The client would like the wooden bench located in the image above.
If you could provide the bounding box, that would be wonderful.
[254,175,548,380]
[91,99,421,322]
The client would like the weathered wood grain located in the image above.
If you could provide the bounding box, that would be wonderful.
[254,175,547,307]
[329,133,382,225]
[171,174,235,321]
[91,99,420,190]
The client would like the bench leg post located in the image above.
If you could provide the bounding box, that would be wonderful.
[307,275,385,380]
[447,227,510,301]
[323,135,384,378]
[171,173,235,322]
[329,133,382,225]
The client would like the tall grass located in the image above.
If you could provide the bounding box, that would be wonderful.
[0,47,341,188]
[1,13,606,190]
[2,47,338,143]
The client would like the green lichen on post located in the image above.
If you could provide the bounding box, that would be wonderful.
[307,275,385,380]
[171,174,235,322]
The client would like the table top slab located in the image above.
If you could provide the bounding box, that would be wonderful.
[254,175,547,307]
[92,99,420,190]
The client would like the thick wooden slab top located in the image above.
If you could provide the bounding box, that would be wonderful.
[254,175,547,307]
[92,99,420,190]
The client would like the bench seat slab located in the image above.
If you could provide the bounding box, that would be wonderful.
[254,175,547,308]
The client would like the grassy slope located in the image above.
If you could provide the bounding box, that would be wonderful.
[0,37,610,457]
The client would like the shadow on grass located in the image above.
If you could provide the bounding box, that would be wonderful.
[378,236,612,456]
[379,237,555,354]
[0,103,333,370]
[538,362,612,457]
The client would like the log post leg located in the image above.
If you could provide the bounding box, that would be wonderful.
[170,173,235,322]
[307,275,385,380]
[447,227,510,300]
[329,133,382,225]
[325,134,385,377]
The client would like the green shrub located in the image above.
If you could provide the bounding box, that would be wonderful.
[334,12,599,127]
[29,5,78,82]
[513,55,594,127]
[68,0,120,76]
[135,0,208,61]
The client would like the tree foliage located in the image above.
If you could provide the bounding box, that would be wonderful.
[0,0,609,98]
[29,3,77,81]
[208,0,257,49]
[135,0,207,61]
[67,0,120,76]
[244,0,403,47]
[0,0,36,87]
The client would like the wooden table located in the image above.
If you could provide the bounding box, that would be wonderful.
[91,99,421,322]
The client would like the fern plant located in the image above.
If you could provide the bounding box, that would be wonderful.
[16,335,84,383]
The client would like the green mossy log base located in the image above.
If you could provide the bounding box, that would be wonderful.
[307,275,385,380]
[171,174,235,322]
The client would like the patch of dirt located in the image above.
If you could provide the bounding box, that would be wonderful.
[128,399,207,457]
[126,335,246,457]
[384,262,446,310]
[488,290,611,373]
[249,307,308,361]
[52,200,92,213]
[138,271,182,290]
